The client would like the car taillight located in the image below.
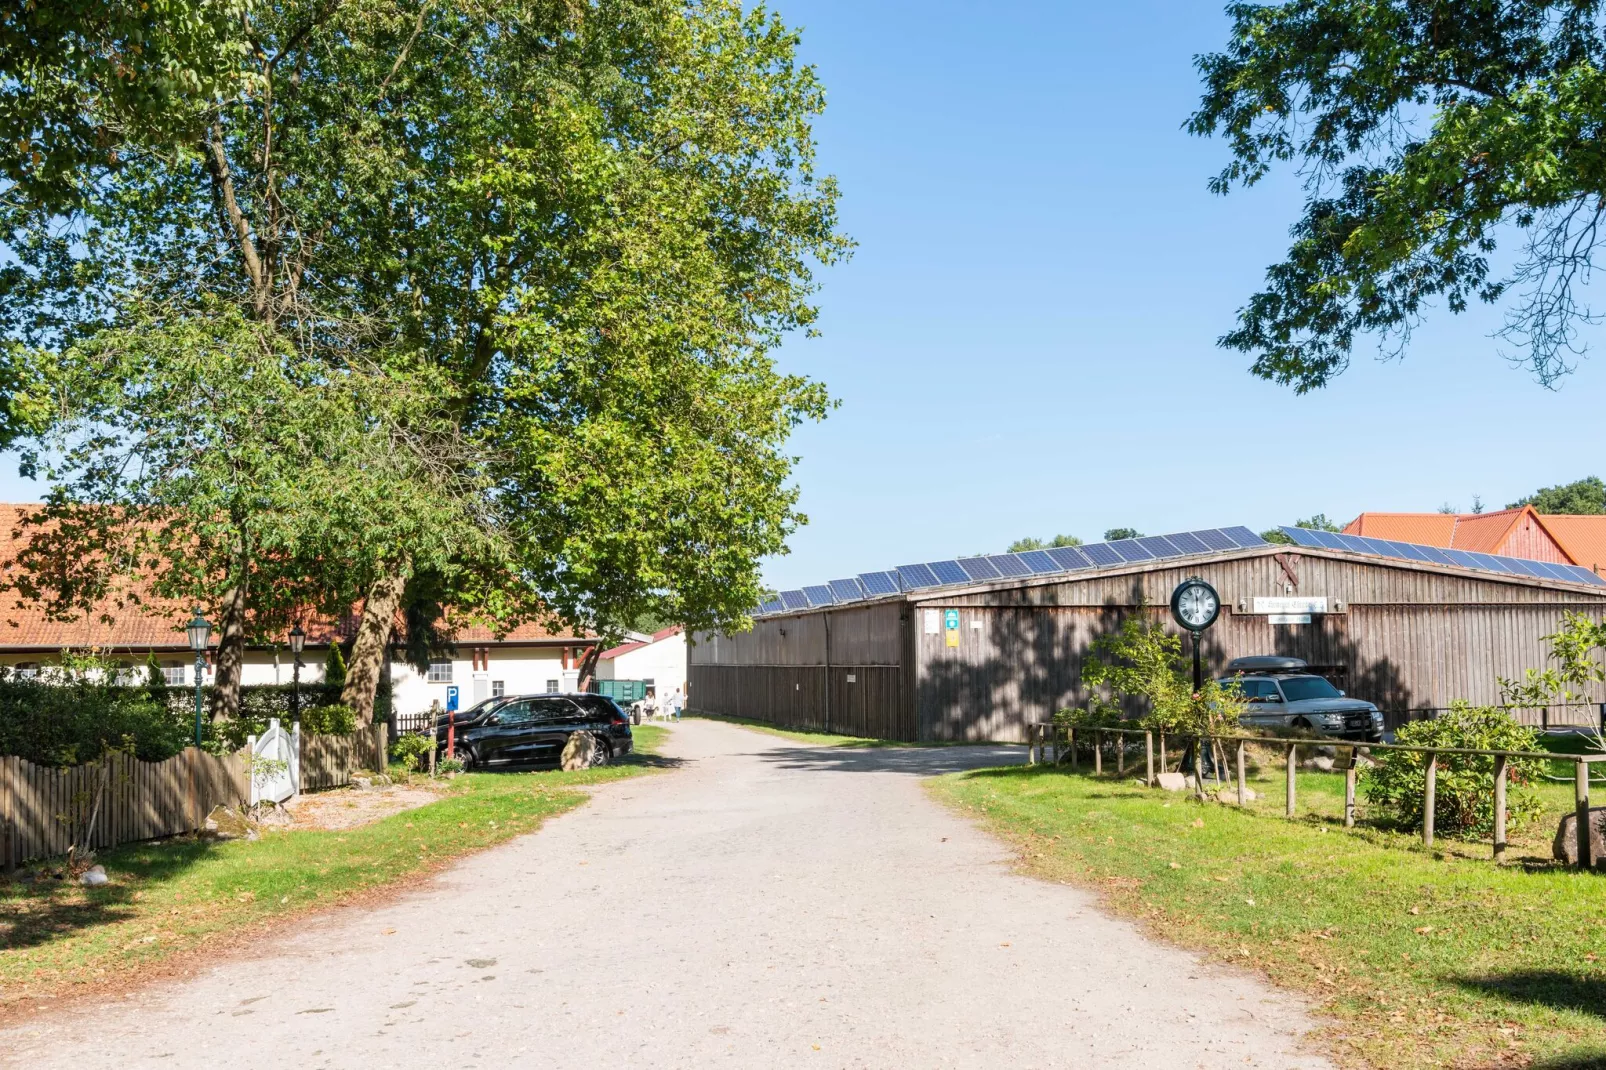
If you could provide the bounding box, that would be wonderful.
[609,711,628,725]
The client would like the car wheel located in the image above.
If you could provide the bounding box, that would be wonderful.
[1290,717,1312,730]
[457,744,478,772]
[589,734,611,767]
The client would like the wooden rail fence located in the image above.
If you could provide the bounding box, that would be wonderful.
[1027,722,1604,871]
[1,724,389,869]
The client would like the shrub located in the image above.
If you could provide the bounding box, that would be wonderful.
[1361,703,1545,837]
[0,658,190,766]
[390,731,436,772]
[210,701,362,751]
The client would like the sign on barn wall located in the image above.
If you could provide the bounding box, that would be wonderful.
[1253,596,1328,615]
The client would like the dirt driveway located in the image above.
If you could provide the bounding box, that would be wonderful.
[0,719,1333,1068]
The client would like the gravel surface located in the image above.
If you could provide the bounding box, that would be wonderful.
[0,719,1334,1068]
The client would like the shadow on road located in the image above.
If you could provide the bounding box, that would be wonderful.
[752,744,1024,777]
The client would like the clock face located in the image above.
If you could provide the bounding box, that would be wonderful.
[1171,579,1221,631]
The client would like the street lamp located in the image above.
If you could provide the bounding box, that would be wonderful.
[288,623,306,730]
[187,607,211,747]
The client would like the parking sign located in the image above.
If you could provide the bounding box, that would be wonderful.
[446,685,459,712]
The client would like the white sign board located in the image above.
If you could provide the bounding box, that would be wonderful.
[249,718,298,805]
[1268,613,1312,625]
[923,609,941,635]
[1253,596,1328,615]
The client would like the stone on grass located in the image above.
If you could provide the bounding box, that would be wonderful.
[1217,787,1258,804]
[1154,772,1189,792]
[80,865,108,887]
[1314,745,1337,759]
[1303,756,1336,773]
[1552,807,1606,870]
[203,805,259,841]
[352,774,393,792]
[561,732,599,771]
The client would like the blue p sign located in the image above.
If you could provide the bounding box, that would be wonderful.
[446,685,460,712]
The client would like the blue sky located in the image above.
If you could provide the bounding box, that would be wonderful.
[757,0,1606,591]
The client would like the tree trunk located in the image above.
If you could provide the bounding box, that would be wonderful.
[576,643,600,692]
[343,562,410,725]
[210,531,250,721]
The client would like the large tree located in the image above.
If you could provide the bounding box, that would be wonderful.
[2,0,847,721]
[1191,2,1606,391]
[1510,475,1606,513]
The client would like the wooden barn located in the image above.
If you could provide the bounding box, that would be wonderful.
[689,527,1606,743]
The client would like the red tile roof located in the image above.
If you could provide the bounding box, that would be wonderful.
[0,504,595,651]
[1343,506,1588,566]
[1531,515,1606,574]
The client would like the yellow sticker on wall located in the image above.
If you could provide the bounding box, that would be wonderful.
[944,608,960,647]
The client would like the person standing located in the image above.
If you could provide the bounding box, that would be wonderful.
[668,687,684,720]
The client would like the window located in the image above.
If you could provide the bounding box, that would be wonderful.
[162,662,186,687]
[494,700,536,725]
[544,678,559,694]
[427,659,453,683]
[492,680,505,698]
[110,662,141,686]
[13,662,38,681]
[1278,676,1341,702]
[531,697,577,722]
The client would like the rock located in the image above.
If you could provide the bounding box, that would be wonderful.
[561,731,599,771]
[203,805,259,841]
[1354,755,1377,769]
[1303,756,1336,773]
[1215,786,1260,805]
[352,774,393,792]
[1314,745,1337,759]
[79,865,108,887]
[1552,806,1606,870]
[1154,772,1189,792]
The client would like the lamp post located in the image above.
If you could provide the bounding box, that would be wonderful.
[186,607,211,747]
[289,623,306,730]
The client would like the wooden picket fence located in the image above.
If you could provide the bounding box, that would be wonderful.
[0,724,389,868]
[0,748,247,870]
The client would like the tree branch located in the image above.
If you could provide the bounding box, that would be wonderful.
[203,121,269,318]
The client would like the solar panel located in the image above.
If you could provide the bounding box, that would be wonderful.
[1017,549,1061,574]
[1412,545,1455,566]
[928,559,970,585]
[1193,528,1236,552]
[1563,564,1606,586]
[779,590,810,611]
[1330,533,1373,554]
[1442,549,1483,570]
[1469,552,1518,574]
[828,578,866,603]
[1136,535,1182,559]
[1045,545,1091,570]
[1536,561,1582,583]
[1220,526,1268,547]
[1385,541,1434,563]
[1501,557,1550,578]
[758,598,783,615]
[1109,538,1154,562]
[1278,527,1324,548]
[802,585,836,607]
[1165,531,1212,555]
[1079,542,1124,566]
[895,563,940,589]
[858,571,902,596]
[957,556,1002,581]
[986,554,1033,578]
[1304,529,1348,551]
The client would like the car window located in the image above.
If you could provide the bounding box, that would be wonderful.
[1223,678,1277,701]
[495,700,536,724]
[1278,676,1341,702]
[530,698,578,722]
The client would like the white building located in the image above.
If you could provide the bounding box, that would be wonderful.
[595,626,687,701]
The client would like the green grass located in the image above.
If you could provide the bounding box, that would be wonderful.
[930,754,1606,1070]
[0,724,669,1008]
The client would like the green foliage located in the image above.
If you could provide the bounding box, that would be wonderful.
[389,731,437,772]
[1509,476,1606,514]
[0,653,189,765]
[1190,2,1606,390]
[1079,612,1246,734]
[323,644,348,688]
[1102,528,1142,541]
[208,698,362,751]
[1362,703,1545,837]
[1006,534,1082,552]
[143,652,169,705]
[436,757,465,775]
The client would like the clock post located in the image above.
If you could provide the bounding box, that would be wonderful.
[1170,577,1221,788]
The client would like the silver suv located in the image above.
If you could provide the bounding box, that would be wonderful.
[1219,657,1384,742]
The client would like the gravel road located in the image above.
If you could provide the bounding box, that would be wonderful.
[0,718,1334,1068]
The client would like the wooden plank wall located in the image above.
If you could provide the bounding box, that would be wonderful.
[0,748,247,868]
[299,725,388,792]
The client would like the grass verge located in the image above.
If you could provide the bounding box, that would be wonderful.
[0,724,670,1012]
[929,757,1606,1070]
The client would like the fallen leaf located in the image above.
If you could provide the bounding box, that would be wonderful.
[1415,926,1434,935]
[1191,819,1205,828]
[382,928,397,935]
[1168,862,1181,869]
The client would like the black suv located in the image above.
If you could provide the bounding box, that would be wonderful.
[433,693,633,770]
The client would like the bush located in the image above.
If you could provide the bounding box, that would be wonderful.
[0,662,191,766]
[1361,703,1545,837]
[210,701,362,751]
[390,731,435,772]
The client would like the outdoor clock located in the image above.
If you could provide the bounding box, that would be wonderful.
[1170,577,1220,633]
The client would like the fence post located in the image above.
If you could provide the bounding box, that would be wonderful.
[1285,744,1296,818]
[1344,753,1357,828]
[1158,730,1166,774]
[1493,754,1508,862]
[1093,730,1102,775]
[1145,731,1154,786]
[1051,725,1061,766]
[1068,727,1076,771]
[1028,724,1036,766]
[1424,753,1437,849]
[1116,731,1125,776]
[1236,741,1247,807]
[1577,759,1593,872]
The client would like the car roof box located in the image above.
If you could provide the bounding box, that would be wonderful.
[1225,655,1308,674]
